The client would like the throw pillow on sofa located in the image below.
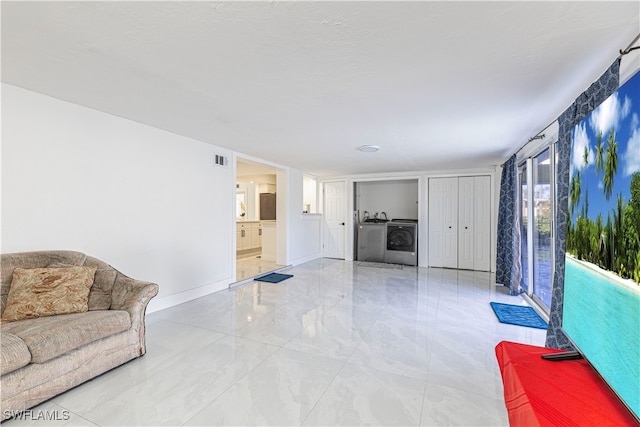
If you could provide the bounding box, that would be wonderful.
[1,266,96,322]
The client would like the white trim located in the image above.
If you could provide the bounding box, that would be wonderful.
[322,167,495,183]
[526,158,535,295]
[351,175,423,183]
[146,276,232,313]
[289,253,322,266]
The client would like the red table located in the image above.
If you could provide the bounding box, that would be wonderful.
[495,341,638,426]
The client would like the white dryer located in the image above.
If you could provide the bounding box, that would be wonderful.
[384,220,418,266]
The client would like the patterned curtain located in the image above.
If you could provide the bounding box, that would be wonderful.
[546,59,620,349]
[495,154,520,294]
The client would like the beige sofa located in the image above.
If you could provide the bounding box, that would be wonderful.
[1,251,158,420]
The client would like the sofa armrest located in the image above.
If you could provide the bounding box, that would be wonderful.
[110,274,158,355]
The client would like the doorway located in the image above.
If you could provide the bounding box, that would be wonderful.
[235,159,283,281]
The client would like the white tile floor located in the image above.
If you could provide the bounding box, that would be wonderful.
[236,252,281,282]
[6,259,546,426]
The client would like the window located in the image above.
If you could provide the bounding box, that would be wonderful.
[517,142,556,313]
[532,148,553,309]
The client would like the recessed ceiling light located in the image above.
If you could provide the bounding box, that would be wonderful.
[356,145,380,153]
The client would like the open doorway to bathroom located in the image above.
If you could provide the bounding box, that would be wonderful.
[235,158,283,281]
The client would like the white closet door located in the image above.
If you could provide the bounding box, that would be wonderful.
[473,176,491,271]
[428,178,445,267]
[429,175,490,271]
[429,177,458,268]
[458,177,475,270]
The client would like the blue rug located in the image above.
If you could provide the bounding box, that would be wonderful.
[254,273,293,283]
[490,302,548,329]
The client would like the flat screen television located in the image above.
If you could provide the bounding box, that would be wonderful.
[563,69,640,420]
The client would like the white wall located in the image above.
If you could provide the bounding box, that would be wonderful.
[355,179,419,221]
[1,84,324,311]
[287,169,322,265]
[1,84,322,313]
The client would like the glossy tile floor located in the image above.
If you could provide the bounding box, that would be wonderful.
[7,259,546,426]
[236,251,281,282]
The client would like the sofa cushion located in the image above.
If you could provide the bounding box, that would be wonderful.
[85,261,117,311]
[1,266,96,322]
[48,260,117,311]
[1,251,87,315]
[0,332,31,375]
[1,310,131,363]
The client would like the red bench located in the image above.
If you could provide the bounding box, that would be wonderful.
[495,341,637,426]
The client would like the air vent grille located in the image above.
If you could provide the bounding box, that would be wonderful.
[214,154,227,166]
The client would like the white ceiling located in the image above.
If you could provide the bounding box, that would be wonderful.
[2,1,639,177]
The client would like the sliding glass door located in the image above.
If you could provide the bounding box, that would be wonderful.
[518,144,556,313]
[531,148,553,309]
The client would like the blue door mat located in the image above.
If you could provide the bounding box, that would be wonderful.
[254,273,293,283]
[490,302,548,329]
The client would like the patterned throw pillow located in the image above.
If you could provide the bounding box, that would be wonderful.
[1,266,97,322]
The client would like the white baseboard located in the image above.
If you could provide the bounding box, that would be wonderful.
[289,253,321,267]
[146,276,232,314]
